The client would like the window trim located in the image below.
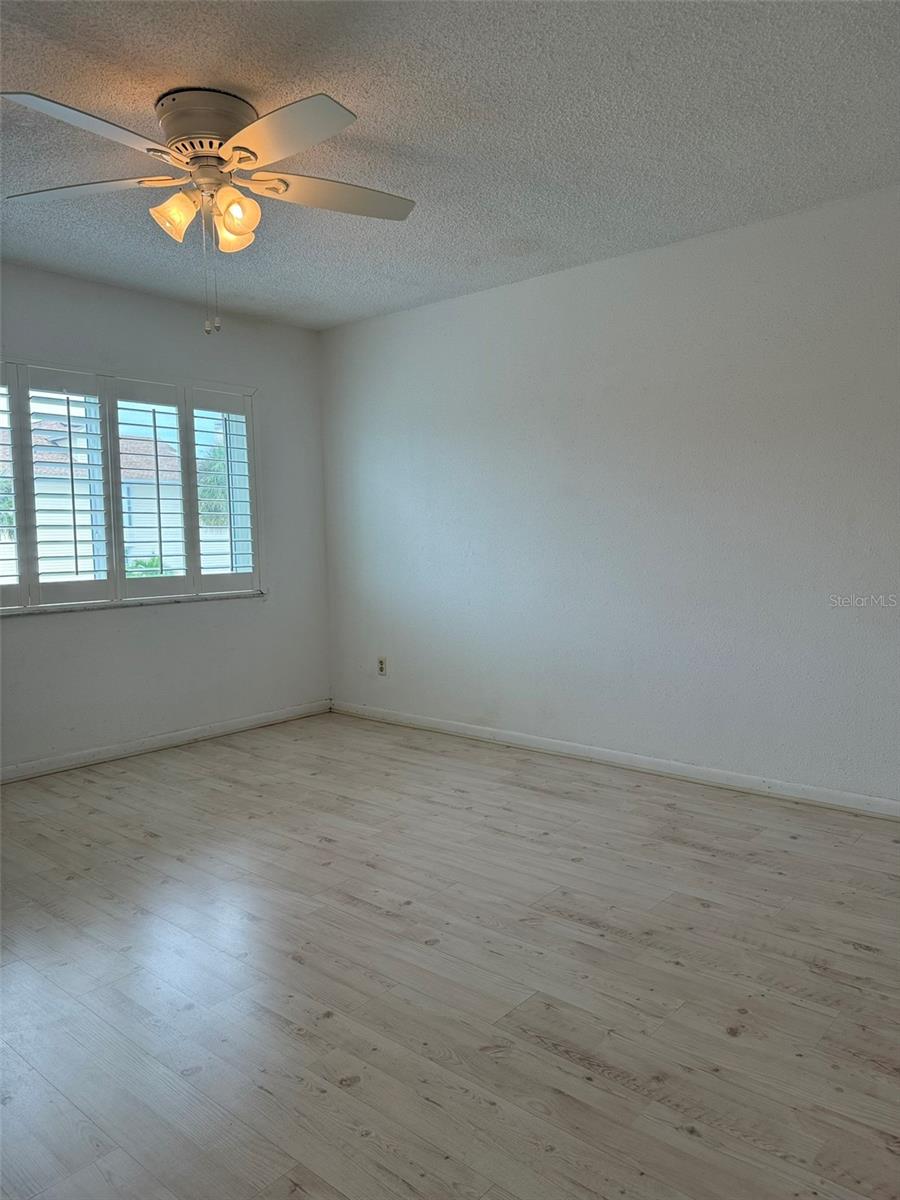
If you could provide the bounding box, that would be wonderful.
[0,358,261,614]
[0,588,266,618]
[23,364,115,608]
[191,386,260,596]
[111,376,192,601]
[0,362,25,610]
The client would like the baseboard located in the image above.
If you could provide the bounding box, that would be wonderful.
[331,701,900,820]
[2,699,332,782]
[8,696,896,820]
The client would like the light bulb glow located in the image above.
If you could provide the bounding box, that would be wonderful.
[213,210,255,253]
[215,185,262,235]
[148,190,198,243]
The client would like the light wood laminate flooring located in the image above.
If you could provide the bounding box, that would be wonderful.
[2,714,898,1200]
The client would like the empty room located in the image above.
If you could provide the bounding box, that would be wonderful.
[0,3,898,1199]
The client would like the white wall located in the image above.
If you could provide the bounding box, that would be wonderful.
[1,264,329,776]
[324,187,900,805]
[4,191,898,803]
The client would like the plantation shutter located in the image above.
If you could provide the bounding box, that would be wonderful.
[112,378,192,598]
[24,365,112,605]
[0,363,24,608]
[191,386,258,594]
[1,365,260,612]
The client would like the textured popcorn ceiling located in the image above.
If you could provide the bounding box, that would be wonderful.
[2,1,898,329]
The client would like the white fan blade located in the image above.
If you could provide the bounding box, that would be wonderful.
[246,172,414,220]
[221,94,356,169]
[2,93,172,158]
[4,177,185,201]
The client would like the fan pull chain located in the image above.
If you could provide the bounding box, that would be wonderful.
[200,194,212,335]
[212,225,222,332]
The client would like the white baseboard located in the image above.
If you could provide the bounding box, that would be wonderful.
[8,696,896,821]
[332,701,900,820]
[2,699,332,782]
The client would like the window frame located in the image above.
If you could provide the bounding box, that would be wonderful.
[191,385,260,597]
[23,364,115,608]
[111,376,193,602]
[0,362,26,610]
[0,359,261,614]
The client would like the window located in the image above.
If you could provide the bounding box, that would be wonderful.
[0,373,19,605]
[30,370,110,604]
[1,363,259,612]
[114,379,189,600]
[195,408,253,577]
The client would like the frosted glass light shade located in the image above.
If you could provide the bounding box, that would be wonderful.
[148,190,198,242]
[216,185,262,235]
[214,211,255,253]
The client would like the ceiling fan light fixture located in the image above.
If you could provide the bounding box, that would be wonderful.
[3,88,413,327]
[213,210,255,253]
[148,188,199,242]
[215,184,262,235]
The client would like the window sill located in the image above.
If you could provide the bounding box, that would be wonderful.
[0,589,267,617]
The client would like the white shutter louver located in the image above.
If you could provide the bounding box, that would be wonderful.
[193,392,257,592]
[114,382,189,597]
[27,367,111,604]
[0,377,21,605]
[0,384,18,582]
[1,367,259,611]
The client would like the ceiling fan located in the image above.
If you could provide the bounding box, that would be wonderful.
[2,87,414,328]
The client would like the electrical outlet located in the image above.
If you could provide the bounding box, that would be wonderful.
[377,657,387,676]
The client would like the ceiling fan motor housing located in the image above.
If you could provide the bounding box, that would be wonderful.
[154,88,258,159]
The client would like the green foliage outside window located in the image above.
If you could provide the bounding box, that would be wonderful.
[125,555,162,577]
[0,477,14,540]
[197,443,229,528]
